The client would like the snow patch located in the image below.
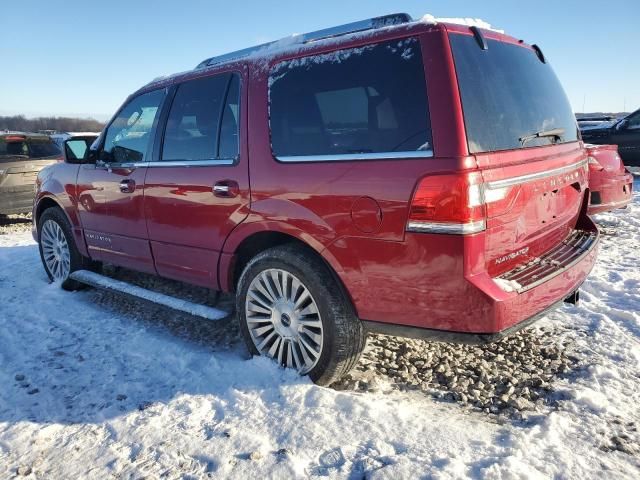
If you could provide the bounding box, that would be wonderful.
[420,14,505,33]
[494,277,523,293]
[1,184,640,477]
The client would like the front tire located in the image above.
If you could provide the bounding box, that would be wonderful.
[38,207,93,290]
[236,244,366,386]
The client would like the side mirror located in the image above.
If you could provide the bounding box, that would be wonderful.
[64,137,99,164]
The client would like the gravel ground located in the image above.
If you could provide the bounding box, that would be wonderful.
[0,214,604,421]
[333,326,584,419]
[91,260,584,421]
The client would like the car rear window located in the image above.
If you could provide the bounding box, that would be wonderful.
[0,137,61,159]
[28,139,62,158]
[269,37,433,160]
[450,34,579,153]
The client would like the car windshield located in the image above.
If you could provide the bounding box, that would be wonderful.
[450,34,579,153]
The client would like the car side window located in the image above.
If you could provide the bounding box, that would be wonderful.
[162,73,240,162]
[626,112,640,130]
[102,89,165,163]
[269,38,432,160]
[219,74,240,159]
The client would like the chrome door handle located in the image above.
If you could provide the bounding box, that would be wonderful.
[213,185,230,194]
[119,179,136,193]
[213,180,239,198]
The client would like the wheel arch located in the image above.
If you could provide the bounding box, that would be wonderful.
[220,224,357,315]
[35,196,63,226]
[34,194,89,258]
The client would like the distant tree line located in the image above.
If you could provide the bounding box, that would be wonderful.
[0,115,105,133]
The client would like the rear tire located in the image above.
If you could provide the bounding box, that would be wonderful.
[38,207,96,290]
[236,244,366,386]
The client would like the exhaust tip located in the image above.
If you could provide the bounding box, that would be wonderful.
[564,290,580,305]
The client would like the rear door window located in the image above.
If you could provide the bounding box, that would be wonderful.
[450,34,579,153]
[269,38,432,160]
[161,72,240,162]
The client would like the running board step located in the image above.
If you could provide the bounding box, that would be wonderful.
[69,270,229,321]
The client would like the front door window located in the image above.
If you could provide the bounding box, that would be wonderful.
[102,89,165,163]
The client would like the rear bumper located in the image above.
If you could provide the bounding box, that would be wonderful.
[332,220,599,340]
[0,185,35,215]
[468,224,598,333]
[588,170,633,215]
[363,297,568,344]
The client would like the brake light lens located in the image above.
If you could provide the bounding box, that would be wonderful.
[407,172,486,234]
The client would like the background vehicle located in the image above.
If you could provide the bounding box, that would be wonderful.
[50,132,101,149]
[586,144,633,215]
[581,108,640,166]
[33,14,598,385]
[0,133,62,215]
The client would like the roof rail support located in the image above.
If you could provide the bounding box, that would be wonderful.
[469,26,488,50]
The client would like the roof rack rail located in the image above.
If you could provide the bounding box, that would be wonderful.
[195,13,413,69]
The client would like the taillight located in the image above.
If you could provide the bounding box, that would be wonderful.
[407,172,486,235]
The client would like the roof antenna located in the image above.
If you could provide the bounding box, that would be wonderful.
[469,26,488,50]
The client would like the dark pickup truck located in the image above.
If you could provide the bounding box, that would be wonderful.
[581,109,640,167]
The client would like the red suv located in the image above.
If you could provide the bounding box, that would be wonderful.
[33,14,599,385]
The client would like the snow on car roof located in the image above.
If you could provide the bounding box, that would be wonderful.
[419,14,504,33]
[143,13,502,92]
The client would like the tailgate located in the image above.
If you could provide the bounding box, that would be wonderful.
[477,143,589,277]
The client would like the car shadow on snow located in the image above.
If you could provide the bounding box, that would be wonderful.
[0,250,312,426]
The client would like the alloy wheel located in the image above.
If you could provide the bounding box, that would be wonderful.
[245,268,324,374]
[41,219,71,281]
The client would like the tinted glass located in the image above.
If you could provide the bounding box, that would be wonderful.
[269,38,432,157]
[626,111,640,130]
[162,74,232,161]
[28,139,62,158]
[103,89,165,163]
[450,34,579,153]
[0,139,29,158]
[219,74,240,158]
[0,137,61,159]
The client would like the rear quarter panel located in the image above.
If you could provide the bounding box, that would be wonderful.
[222,26,475,314]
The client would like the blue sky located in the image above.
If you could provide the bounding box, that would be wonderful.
[1,0,637,120]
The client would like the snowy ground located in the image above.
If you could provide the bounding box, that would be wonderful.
[1,182,639,479]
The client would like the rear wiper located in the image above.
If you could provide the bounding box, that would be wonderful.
[519,128,565,146]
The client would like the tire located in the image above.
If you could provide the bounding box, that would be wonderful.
[236,244,366,386]
[37,207,96,291]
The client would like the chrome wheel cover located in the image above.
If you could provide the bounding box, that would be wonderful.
[40,219,71,281]
[245,268,324,374]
